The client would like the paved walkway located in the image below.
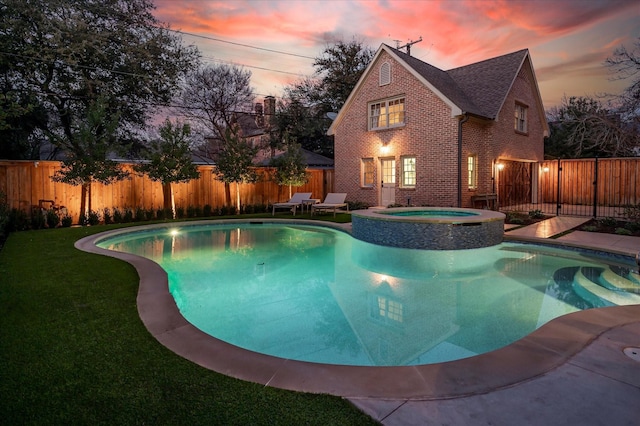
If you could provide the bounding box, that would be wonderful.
[350,217,640,425]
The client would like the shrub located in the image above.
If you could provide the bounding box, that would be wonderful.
[7,208,29,232]
[621,203,640,224]
[46,209,60,228]
[122,208,134,223]
[60,213,73,227]
[30,207,46,230]
[145,209,155,221]
[203,204,213,217]
[87,210,100,226]
[597,217,618,228]
[581,225,598,232]
[103,208,113,225]
[112,208,123,223]
[186,205,201,218]
[347,201,369,211]
[175,206,185,219]
[0,192,8,239]
[615,227,632,236]
[624,221,640,232]
[134,207,145,222]
[220,205,235,216]
[528,209,545,219]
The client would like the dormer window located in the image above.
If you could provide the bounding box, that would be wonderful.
[379,62,391,86]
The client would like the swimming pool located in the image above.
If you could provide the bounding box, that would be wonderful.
[93,221,640,367]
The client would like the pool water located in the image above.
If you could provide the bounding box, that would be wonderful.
[382,210,478,217]
[98,223,640,366]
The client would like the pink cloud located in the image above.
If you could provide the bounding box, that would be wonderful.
[152,0,639,107]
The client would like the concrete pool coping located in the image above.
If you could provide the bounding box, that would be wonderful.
[74,219,640,399]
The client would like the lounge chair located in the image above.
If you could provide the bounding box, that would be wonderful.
[271,192,312,216]
[311,193,348,217]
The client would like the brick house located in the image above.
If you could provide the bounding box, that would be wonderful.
[327,44,549,208]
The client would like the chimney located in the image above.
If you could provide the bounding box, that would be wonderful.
[264,96,275,127]
[255,102,264,127]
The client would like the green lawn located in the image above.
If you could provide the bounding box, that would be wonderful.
[0,215,378,425]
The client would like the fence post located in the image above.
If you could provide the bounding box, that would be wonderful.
[556,158,562,216]
[592,156,598,218]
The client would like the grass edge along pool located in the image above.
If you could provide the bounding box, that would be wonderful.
[351,207,505,250]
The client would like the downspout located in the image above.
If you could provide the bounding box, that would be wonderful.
[457,114,469,207]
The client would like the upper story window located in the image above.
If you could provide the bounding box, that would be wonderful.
[515,103,528,134]
[361,158,374,187]
[369,97,405,130]
[379,62,391,86]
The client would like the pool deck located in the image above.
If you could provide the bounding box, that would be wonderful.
[76,218,640,426]
[350,216,640,425]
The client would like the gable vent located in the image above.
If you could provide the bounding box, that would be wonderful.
[379,62,391,86]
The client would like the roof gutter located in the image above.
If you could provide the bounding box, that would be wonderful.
[457,114,469,207]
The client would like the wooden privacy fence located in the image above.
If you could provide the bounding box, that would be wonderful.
[0,160,334,223]
[498,157,640,217]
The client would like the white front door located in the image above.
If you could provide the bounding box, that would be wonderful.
[380,158,396,207]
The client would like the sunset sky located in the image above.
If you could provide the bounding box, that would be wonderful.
[153,0,640,110]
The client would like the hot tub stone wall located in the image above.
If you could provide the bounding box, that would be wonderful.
[352,214,504,250]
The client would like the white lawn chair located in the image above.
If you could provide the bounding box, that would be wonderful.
[271,192,312,216]
[311,193,348,217]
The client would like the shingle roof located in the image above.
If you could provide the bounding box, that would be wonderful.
[385,45,529,119]
[257,148,334,168]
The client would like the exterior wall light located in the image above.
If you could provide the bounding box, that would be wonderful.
[496,163,505,171]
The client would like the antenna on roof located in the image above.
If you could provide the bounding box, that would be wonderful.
[397,36,423,56]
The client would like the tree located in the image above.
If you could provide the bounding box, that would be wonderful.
[213,129,258,213]
[276,39,375,157]
[51,98,129,221]
[180,63,255,149]
[546,94,639,159]
[271,96,331,156]
[270,142,309,199]
[180,63,255,205]
[545,96,636,158]
[605,37,640,120]
[313,39,376,112]
[0,0,199,159]
[134,119,200,218]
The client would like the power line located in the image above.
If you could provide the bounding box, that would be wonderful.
[1,50,310,93]
[202,56,306,76]
[166,28,316,60]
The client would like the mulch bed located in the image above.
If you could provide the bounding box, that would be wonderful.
[578,218,640,237]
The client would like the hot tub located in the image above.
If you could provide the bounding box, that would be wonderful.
[351,207,505,250]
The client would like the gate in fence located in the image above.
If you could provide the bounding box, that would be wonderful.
[498,158,640,218]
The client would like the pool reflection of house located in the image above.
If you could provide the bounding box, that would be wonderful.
[328,44,549,208]
[329,240,473,366]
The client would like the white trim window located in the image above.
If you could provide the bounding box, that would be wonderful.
[361,158,374,187]
[369,97,405,130]
[515,103,528,133]
[401,156,416,188]
[467,155,477,189]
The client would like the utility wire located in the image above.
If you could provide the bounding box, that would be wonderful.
[166,28,316,60]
